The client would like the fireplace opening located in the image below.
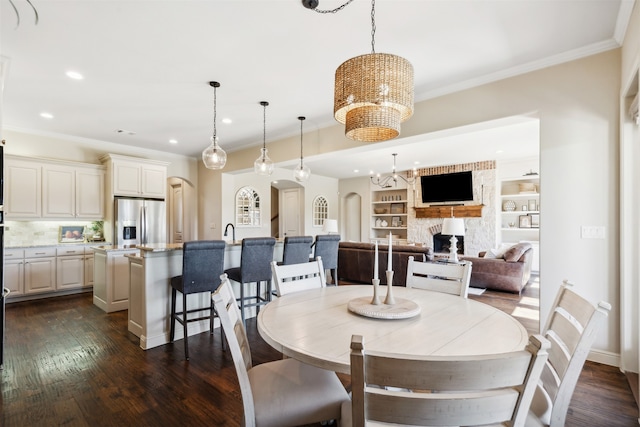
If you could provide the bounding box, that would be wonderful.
[433,232,464,255]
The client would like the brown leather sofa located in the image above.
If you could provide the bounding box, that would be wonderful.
[460,242,533,293]
[337,242,434,286]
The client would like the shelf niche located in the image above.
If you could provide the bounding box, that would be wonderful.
[414,205,483,219]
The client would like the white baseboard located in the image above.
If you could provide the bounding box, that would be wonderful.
[588,348,620,367]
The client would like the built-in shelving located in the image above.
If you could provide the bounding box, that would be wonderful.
[370,187,408,244]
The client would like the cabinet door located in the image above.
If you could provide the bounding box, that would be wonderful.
[76,168,105,218]
[6,160,41,218]
[141,164,166,199]
[24,257,56,294]
[111,253,130,303]
[4,259,24,296]
[42,165,76,218]
[84,254,94,287]
[57,255,85,290]
[113,161,141,196]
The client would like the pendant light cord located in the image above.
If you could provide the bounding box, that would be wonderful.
[311,0,354,14]
[299,116,305,165]
[262,102,267,150]
[370,0,376,54]
[212,84,218,140]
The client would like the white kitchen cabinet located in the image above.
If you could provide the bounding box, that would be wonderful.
[6,155,105,220]
[42,163,105,219]
[103,154,168,199]
[24,247,57,294]
[93,248,138,313]
[4,249,25,297]
[56,246,85,290]
[5,158,41,218]
[84,248,94,287]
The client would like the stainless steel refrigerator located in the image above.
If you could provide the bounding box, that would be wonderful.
[114,197,166,246]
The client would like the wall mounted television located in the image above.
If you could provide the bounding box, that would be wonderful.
[420,171,474,204]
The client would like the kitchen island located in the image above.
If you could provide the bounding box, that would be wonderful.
[127,241,283,350]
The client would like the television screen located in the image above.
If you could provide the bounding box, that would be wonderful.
[420,171,474,204]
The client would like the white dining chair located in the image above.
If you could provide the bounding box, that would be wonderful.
[271,256,326,297]
[212,274,349,427]
[527,280,611,427]
[405,256,472,297]
[341,333,550,427]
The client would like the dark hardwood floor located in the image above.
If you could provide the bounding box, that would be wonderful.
[1,280,637,426]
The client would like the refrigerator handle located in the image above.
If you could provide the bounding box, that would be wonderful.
[139,205,146,244]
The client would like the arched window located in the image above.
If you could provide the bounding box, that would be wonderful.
[236,186,261,226]
[313,195,328,227]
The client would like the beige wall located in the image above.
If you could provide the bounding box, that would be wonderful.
[205,49,622,363]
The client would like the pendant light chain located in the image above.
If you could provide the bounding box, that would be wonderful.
[310,0,354,14]
[371,0,376,54]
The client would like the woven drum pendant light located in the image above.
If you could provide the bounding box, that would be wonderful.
[333,0,414,142]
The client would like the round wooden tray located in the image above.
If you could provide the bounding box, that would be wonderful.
[347,296,421,319]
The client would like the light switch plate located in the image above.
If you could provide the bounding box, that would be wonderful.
[581,225,605,239]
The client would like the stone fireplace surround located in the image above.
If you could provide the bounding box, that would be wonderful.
[405,161,497,257]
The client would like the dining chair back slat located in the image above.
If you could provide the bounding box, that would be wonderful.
[530,279,611,427]
[346,333,550,427]
[406,256,472,297]
[271,257,326,297]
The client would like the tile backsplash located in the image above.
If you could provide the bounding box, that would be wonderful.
[5,221,93,247]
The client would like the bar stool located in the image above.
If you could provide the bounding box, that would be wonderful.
[313,234,340,285]
[224,237,276,326]
[280,236,313,265]
[170,240,226,360]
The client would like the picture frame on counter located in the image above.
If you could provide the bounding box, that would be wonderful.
[528,199,537,211]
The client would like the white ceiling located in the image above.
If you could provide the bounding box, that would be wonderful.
[0,0,633,179]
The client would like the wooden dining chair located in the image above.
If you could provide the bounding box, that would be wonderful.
[342,333,550,427]
[527,280,611,427]
[271,256,326,297]
[405,256,472,297]
[212,274,349,427]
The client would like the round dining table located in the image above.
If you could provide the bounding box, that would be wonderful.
[257,285,529,374]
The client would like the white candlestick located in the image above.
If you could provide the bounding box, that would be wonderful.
[373,241,379,280]
[388,232,393,271]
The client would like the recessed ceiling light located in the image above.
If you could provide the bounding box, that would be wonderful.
[496,149,504,154]
[222,118,232,124]
[353,169,359,173]
[413,161,420,165]
[40,112,54,119]
[66,70,84,80]
[272,180,278,184]
[169,139,178,144]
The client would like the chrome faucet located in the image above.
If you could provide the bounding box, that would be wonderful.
[224,223,236,242]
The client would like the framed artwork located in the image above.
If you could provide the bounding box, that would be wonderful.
[519,215,531,228]
[59,225,85,242]
[391,216,401,227]
[529,213,540,228]
[528,199,537,211]
[390,203,404,214]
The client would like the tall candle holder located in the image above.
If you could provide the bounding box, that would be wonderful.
[370,278,381,305]
[384,270,395,305]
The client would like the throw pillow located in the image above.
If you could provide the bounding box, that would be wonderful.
[487,243,512,259]
[504,243,532,262]
[483,250,497,259]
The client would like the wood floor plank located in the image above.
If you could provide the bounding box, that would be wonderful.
[1,285,637,427]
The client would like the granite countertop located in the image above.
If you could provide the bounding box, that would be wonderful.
[91,244,139,252]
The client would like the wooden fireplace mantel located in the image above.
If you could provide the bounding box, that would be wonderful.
[413,205,483,218]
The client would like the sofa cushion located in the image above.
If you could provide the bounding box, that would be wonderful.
[486,243,511,259]
[504,242,533,262]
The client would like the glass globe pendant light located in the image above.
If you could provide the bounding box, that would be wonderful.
[293,116,311,182]
[202,81,227,170]
[254,101,274,175]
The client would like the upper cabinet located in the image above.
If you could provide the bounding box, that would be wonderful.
[6,158,42,218]
[101,154,168,199]
[5,155,105,220]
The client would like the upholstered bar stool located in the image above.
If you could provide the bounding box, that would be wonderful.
[280,235,313,265]
[313,234,340,285]
[224,237,276,326]
[169,240,226,361]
